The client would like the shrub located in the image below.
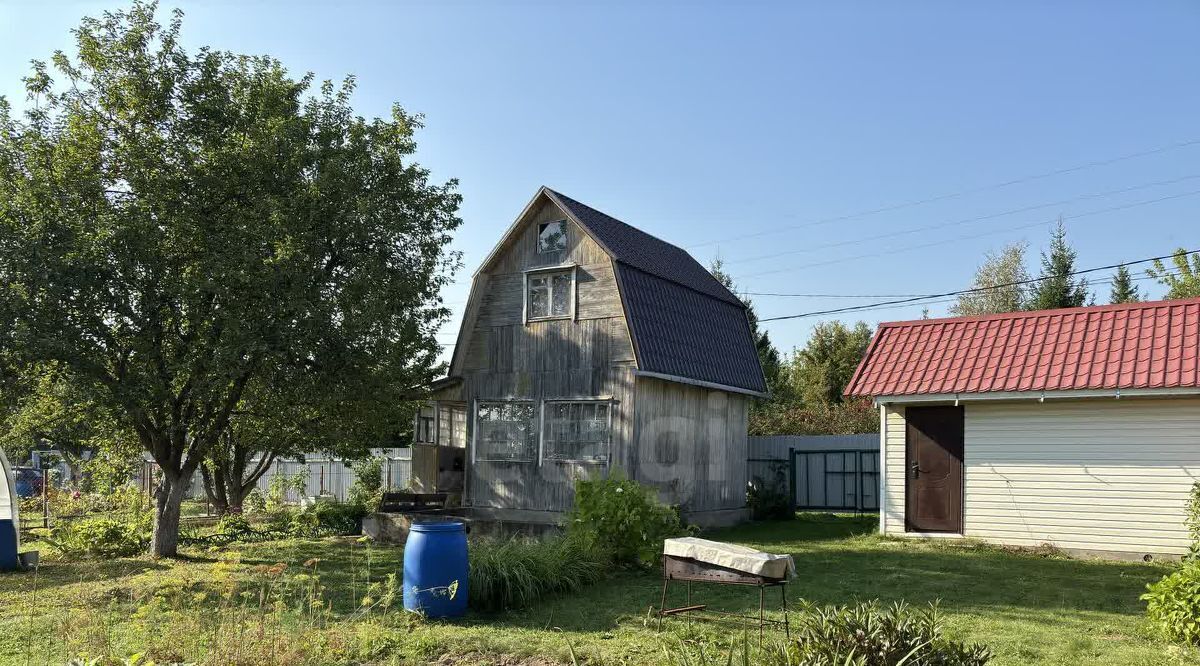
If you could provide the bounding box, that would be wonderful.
[747,460,793,520]
[1142,561,1200,644]
[784,600,992,666]
[347,457,384,513]
[468,533,609,611]
[50,512,151,558]
[1184,481,1200,562]
[566,471,683,566]
[749,398,877,437]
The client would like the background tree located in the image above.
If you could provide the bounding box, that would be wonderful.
[1147,249,1200,299]
[200,356,412,515]
[949,242,1030,316]
[0,3,460,556]
[710,260,787,398]
[1027,221,1090,310]
[788,321,873,405]
[1109,265,1141,304]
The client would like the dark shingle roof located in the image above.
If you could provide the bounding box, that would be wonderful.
[545,188,766,394]
[545,189,742,305]
[619,265,768,393]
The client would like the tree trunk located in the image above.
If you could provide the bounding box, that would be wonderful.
[200,466,229,515]
[151,470,188,558]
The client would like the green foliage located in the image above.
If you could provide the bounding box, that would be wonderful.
[267,470,309,510]
[468,533,610,612]
[50,512,152,558]
[788,321,873,405]
[347,457,384,512]
[667,601,991,665]
[747,460,793,520]
[566,472,684,566]
[749,398,878,436]
[1142,561,1200,645]
[786,600,992,665]
[0,1,460,555]
[951,242,1030,316]
[1109,265,1141,304]
[1184,481,1200,562]
[1027,222,1090,311]
[1148,249,1200,299]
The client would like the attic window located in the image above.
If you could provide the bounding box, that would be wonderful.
[537,220,567,253]
[526,268,575,321]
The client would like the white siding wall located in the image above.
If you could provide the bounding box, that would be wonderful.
[964,398,1200,555]
[882,405,906,536]
[884,397,1200,555]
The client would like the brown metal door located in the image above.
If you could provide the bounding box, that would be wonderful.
[905,406,964,533]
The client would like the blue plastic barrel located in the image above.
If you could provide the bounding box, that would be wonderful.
[0,520,19,571]
[403,520,468,618]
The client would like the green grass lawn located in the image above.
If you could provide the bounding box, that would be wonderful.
[0,515,1194,665]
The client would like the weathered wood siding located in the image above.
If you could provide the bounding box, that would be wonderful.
[631,377,749,513]
[459,199,636,512]
[884,398,1200,556]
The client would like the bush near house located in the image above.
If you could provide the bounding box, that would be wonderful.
[566,472,685,567]
[1142,481,1200,644]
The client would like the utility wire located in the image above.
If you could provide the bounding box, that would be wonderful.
[740,188,1200,280]
[726,174,1200,265]
[745,266,1183,300]
[758,250,1198,323]
[688,137,1200,249]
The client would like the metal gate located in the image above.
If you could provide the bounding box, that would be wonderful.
[790,449,879,511]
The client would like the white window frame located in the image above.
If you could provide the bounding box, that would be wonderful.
[536,219,568,254]
[471,399,538,464]
[539,398,614,465]
[522,264,577,323]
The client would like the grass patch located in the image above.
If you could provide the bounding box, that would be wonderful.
[0,514,1195,665]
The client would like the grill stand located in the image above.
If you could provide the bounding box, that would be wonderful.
[655,555,790,641]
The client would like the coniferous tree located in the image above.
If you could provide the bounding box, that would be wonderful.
[1109,265,1141,304]
[1027,221,1090,311]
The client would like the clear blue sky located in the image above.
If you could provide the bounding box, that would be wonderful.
[3,1,1198,361]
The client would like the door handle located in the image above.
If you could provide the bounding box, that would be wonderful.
[911,461,922,478]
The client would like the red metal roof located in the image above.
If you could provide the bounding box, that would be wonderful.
[844,297,1200,397]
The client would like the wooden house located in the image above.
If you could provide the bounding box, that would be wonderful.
[845,298,1200,560]
[411,187,767,527]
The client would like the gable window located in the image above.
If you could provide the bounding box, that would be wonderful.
[474,401,537,462]
[537,220,567,253]
[543,401,611,463]
[526,268,574,320]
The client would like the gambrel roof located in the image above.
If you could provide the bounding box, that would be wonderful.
[450,187,767,396]
[845,297,1200,398]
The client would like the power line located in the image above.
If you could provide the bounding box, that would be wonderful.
[688,137,1200,249]
[757,250,1198,323]
[744,291,938,298]
[726,174,1200,265]
[739,188,1200,280]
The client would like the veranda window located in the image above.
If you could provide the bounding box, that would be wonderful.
[526,268,574,320]
[543,401,611,463]
[474,401,537,462]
